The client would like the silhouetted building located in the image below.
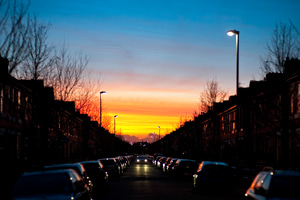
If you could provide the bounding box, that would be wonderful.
[159,57,300,169]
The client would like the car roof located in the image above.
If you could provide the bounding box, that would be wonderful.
[272,170,300,177]
[201,161,229,166]
[23,168,77,176]
[178,159,196,162]
[44,163,85,174]
[80,160,100,164]
[45,163,82,167]
[99,158,116,161]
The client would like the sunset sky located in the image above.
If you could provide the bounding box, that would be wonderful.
[29,0,300,140]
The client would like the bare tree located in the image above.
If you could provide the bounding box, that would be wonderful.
[199,78,227,113]
[102,114,113,131]
[260,22,299,75]
[289,19,300,56]
[0,0,30,74]
[17,15,54,80]
[50,42,89,101]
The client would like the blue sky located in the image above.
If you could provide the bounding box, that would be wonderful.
[28,0,300,138]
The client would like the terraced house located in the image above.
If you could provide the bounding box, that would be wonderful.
[157,58,300,169]
[0,56,123,173]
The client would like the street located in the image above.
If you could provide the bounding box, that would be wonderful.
[98,160,248,200]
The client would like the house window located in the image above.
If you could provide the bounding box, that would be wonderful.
[297,83,300,113]
[24,96,28,121]
[17,90,21,109]
[0,87,3,112]
[6,85,10,99]
[298,96,300,113]
[11,87,14,102]
[291,94,294,114]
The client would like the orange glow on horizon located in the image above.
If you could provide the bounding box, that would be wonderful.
[102,89,197,138]
[108,112,184,138]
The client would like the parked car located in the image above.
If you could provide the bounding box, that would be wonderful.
[11,169,91,200]
[44,162,93,198]
[162,157,174,173]
[157,156,167,169]
[80,160,109,196]
[244,170,300,200]
[117,156,128,169]
[192,161,235,194]
[99,158,121,178]
[166,158,178,175]
[115,157,125,175]
[153,155,164,167]
[172,159,198,178]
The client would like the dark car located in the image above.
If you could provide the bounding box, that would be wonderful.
[162,157,174,173]
[114,157,124,174]
[11,169,91,200]
[80,160,109,196]
[153,155,164,167]
[244,170,300,200]
[99,158,121,178]
[116,156,128,169]
[166,158,178,174]
[157,156,167,168]
[192,161,235,194]
[172,159,198,178]
[136,155,149,163]
[44,163,93,198]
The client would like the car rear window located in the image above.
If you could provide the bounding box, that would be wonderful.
[82,163,100,177]
[203,165,231,175]
[269,176,300,198]
[100,160,115,165]
[13,172,72,196]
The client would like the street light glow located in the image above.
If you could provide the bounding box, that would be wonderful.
[227,29,239,36]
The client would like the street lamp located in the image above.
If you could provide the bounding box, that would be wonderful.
[114,115,118,135]
[100,91,106,127]
[227,30,239,96]
[157,126,161,153]
[227,29,240,159]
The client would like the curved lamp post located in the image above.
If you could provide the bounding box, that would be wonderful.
[100,91,106,127]
[226,30,239,96]
[157,126,161,153]
[227,29,240,157]
[157,126,160,141]
[114,115,118,135]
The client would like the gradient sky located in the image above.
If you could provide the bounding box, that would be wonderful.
[29,0,300,139]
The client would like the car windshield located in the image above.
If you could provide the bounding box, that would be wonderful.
[13,173,72,196]
[269,176,300,198]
